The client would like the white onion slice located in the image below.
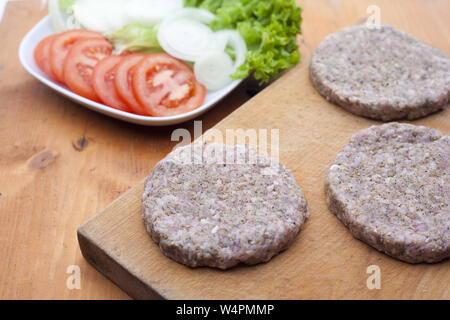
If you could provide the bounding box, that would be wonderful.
[157,8,216,62]
[194,50,235,91]
[213,31,229,51]
[158,19,215,61]
[194,30,247,91]
[214,30,247,71]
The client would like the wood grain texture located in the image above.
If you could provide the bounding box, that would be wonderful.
[0,0,252,299]
[0,0,449,299]
[78,0,450,299]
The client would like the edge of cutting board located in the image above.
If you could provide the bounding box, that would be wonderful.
[78,180,165,300]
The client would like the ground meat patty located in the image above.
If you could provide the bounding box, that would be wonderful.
[142,142,309,269]
[326,123,449,263]
[310,24,450,121]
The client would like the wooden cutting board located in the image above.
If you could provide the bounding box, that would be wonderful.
[77,2,450,299]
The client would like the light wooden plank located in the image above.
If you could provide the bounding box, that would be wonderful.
[78,3,450,298]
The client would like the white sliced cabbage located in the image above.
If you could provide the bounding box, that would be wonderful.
[68,0,182,35]
[104,1,129,32]
[125,0,183,27]
[49,0,70,32]
[72,0,124,34]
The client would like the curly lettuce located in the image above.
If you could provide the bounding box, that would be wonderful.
[185,0,302,83]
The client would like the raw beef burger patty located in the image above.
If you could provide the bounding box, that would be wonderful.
[142,142,309,269]
[310,24,450,121]
[326,123,449,263]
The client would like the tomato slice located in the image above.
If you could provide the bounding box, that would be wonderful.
[49,30,103,83]
[63,38,113,102]
[34,34,58,79]
[114,53,148,115]
[132,53,206,117]
[92,55,132,112]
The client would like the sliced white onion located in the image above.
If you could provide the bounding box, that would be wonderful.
[194,30,247,91]
[213,31,229,51]
[194,50,235,91]
[157,8,216,62]
[214,30,247,71]
[158,19,215,62]
[49,0,68,32]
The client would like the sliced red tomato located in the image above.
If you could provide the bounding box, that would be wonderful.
[49,30,102,83]
[34,34,58,79]
[114,53,148,115]
[92,55,132,112]
[63,38,113,102]
[132,53,206,117]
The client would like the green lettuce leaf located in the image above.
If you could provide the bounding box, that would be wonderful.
[185,0,302,83]
[111,23,162,53]
[59,0,76,11]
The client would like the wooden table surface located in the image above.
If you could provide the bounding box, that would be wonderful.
[0,0,449,299]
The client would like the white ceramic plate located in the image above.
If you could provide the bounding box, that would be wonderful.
[19,16,242,126]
